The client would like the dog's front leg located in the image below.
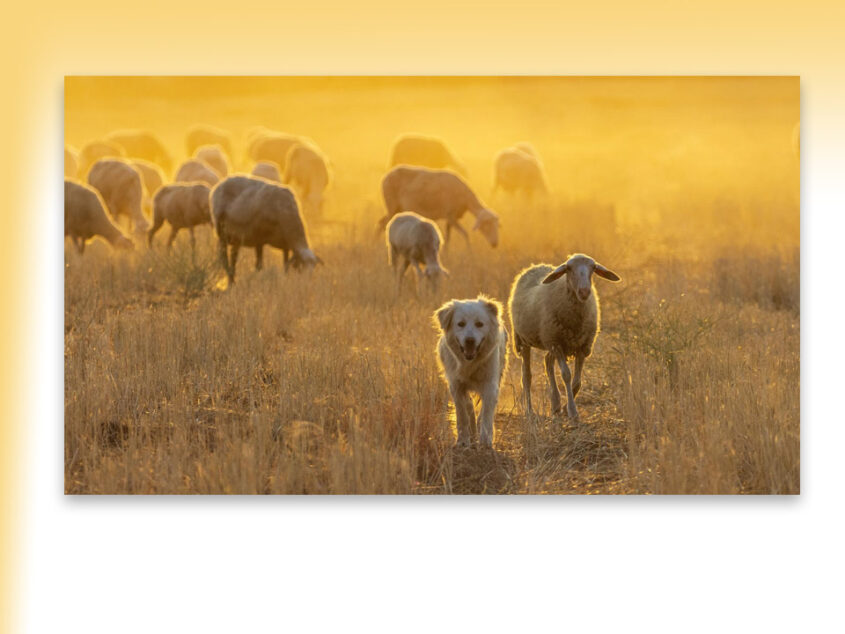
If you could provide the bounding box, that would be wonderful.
[450,384,473,447]
[478,385,499,448]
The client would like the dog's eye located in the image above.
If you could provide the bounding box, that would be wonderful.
[475,321,484,328]
[457,321,466,328]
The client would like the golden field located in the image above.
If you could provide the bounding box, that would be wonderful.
[64,77,799,494]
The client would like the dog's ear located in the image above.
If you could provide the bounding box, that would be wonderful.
[433,301,455,331]
[542,263,568,284]
[480,296,501,319]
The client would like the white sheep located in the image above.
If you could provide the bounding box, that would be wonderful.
[106,129,172,172]
[194,144,230,177]
[389,134,466,175]
[148,183,212,251]
[508,253,620,419]
[65,146,78,178]
[211,176,322,283]
[174,159,220,187]
[283,143,329,216]
[185,124,233,159]
[378,166,500,248]
[250,161,281,182]
[386,212,449,296]
[87,159,149,236]
[65,179,133,253]
[492,146,548,200]
[77,140,125,178]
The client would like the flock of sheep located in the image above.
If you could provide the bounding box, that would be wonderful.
[64,126,617,448]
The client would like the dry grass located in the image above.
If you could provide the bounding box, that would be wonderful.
[64,77,799,494]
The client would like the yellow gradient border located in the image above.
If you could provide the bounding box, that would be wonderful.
[4,1,841,631]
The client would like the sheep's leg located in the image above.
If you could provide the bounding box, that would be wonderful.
[556,354,579,420]
[255,245,264,271]
[478,385,499,448]
[228,244,240,283]
[451,385,473,447]
[518,344,533,414]
[283,250,291,272]
[189,227,196,254]
[544,351,562,415]
[451,220,471,249]
[147,216,163,248]
[572,354,585,398]
[217,239,230,279]
[166,226,179,251]
[397,258,410,297]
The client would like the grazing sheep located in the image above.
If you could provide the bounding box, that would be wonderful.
[77,140,125,177]
[148,183,212,251]
[194,144,229,177]
[386,212,449,296]
[508,254,620,419]
[283,143,329,216]
[211,176,321,283]
[251,161,281,182]
[64,146,78,178]
[493,146,548,200]
[433,295,508,447]
[185,124,233,159]
[389,134,466,175]
[106,129,172,172]
[378,166,500,248]
[174,159,220,187]
[130,159,165,218]
[65,179,133,253]
[87,159,149,235]
[247,132,302,173]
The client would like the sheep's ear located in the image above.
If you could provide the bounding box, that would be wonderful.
[542,264,568,284]
[594,262,620,282]
[434,302,455,331]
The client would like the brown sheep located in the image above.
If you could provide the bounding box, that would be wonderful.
[87,159,149,235]
[211,176,321,283]
[247,132,302,173]
[378,166,499,248]
[283,143,329,216]
[106,129,172,172]
[148,183,212,251]
[185,124,233,159]
[174,159,220,187]
[389,134,466,175]
[65,179,133,253]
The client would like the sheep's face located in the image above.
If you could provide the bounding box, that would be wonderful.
[542,254,621,301]
[424,264,449,293]
[473,209,500,248]
[290,248,324,272]
[435,297,501,362]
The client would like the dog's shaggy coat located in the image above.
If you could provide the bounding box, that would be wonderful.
[433,296,508,447]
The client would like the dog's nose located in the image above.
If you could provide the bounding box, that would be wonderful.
[464,337,476,348]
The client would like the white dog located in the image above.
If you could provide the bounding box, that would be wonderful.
[433,295,509,447]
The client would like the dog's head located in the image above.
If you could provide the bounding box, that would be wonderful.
[433,295,502,362]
